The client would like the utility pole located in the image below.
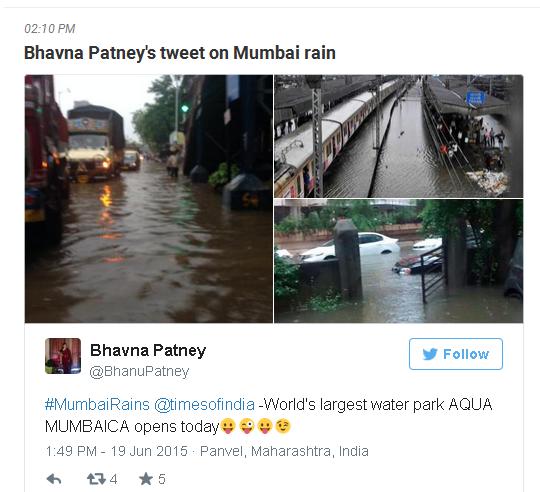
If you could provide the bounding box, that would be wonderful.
[306,75,323,198]
[172,75,184,142]
[174,75,180,137]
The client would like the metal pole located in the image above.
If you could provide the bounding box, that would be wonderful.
[174,76,179,137]
[312,87,323,198]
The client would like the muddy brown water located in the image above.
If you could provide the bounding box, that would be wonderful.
[26,160,273,323]
[324,82,491,198]
[276,246,522,323]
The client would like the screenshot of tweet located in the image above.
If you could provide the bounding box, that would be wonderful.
[7,4,535,492]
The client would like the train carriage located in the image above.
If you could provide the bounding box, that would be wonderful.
[274,79,401,198]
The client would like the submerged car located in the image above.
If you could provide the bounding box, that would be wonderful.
[392,254,443,275]
[412,237,442,251]
[300,232,400,262]
[276,248,293,259]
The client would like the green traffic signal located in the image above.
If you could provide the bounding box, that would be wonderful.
[180,104,189,113]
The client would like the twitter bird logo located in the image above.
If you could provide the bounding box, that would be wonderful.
[423,348,438,361]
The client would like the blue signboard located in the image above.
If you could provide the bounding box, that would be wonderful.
[226,75,240,105]
[466,91,486,106]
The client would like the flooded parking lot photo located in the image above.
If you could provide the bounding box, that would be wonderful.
[274,199,523,324]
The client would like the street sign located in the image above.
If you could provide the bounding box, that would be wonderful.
[169,131,185,145]
[466,91,486,106]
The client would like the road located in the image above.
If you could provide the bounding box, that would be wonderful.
[26,160,273,323]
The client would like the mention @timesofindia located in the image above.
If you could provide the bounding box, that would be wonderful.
[90,344,206,359]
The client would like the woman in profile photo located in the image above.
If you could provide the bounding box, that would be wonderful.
[60,342,72,374]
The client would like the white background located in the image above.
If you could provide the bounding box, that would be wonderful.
[1,4,537,491]
[26,324,523,491]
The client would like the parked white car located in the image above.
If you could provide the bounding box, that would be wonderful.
[300,233,400,262]
[412,237,442,251]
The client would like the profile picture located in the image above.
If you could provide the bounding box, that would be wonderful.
[45,338,81,374]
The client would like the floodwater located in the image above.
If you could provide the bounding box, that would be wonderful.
[26,160,273,323]
[324,82,484,198]
[276,246,522,323]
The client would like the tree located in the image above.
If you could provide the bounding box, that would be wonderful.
[420,200,522,284]
[132,75,178,151]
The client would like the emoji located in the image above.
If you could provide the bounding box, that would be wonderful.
[257,418,272,434]
[275,418,291,434]
[220,418,235,434]
[240,418,255,434]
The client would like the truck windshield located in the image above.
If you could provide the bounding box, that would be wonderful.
[69,134,109,149]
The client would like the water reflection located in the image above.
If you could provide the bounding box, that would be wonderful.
[276,246,522,323]
[324,82,485,198]
[26,161,273,323]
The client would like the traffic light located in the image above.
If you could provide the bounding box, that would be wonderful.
[180,104,189,113]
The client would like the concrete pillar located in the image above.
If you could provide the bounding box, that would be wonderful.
[334,219,362,300]
[189,164,209,183]
[222,173,272,210]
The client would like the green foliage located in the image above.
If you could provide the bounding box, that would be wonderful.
[274,216,301,234]
[132,75,178,151]
[420,199,522,284]
[308,290,342,312]
[382,206,420,225]
[276,200,386,235]
[299,211,323,233]
[208,162,240,188]
[274,251,299,298]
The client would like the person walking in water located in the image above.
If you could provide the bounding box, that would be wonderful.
[167,145,182,178]
[498,130,506,152]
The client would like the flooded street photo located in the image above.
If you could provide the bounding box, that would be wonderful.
[26,162,272,323]
[25,74,273,323]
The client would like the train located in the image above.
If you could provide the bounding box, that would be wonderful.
[274,78,402,198]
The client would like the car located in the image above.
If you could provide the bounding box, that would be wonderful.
[275,248,293,259]
[300,232,400,262]
[122,150,141,171]
[412,237,442,251]
[392,254,443,275]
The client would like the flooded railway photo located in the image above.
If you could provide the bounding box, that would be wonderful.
[274,75,523,199]
[25,74,273,323]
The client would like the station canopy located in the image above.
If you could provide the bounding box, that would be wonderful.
[426,76,509,116]
[274,75,392,124]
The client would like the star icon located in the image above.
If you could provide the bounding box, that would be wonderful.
[139,472,153,485]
